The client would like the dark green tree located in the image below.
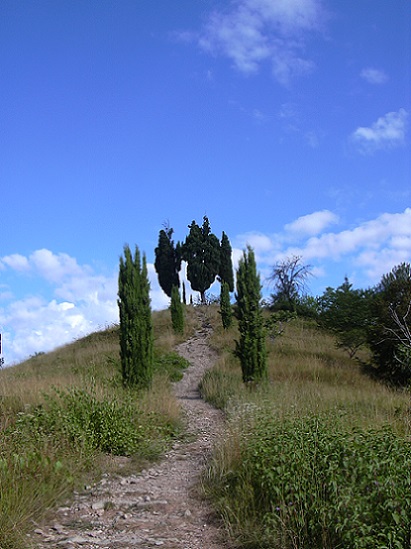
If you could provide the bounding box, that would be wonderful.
[118,245,153,388]
[235,246,267,383]
[319,277,373,358]
[219,281,233,329]
[368,262,411,384]
[154,224,181,298]
[218,231,234,292]
[182,216,220,304]
[170,285,184,334]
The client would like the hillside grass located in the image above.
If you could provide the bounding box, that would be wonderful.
[0,305,200,549]
[2,303,411,548]
[201,310,411,548]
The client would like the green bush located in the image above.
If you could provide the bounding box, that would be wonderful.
[154,351,189,381]
[208,413,411,548]
[13,387,171,457]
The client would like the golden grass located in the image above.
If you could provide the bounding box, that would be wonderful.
[205,312,411,435]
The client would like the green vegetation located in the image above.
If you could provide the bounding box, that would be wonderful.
[235,246,267,383]
[219,280,233,330]
[2,239,411,549]
[170,285,185,334]
[0,308,198,549]
[218,231,234,292]
[368,262,411,384]
[182,216,221,304]
[201,314,411,548]
[154,224,182,298]
[318,277,373,358]
[118,245,154,388]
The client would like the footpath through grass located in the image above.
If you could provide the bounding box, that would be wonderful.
[0,307,199,549]
[201,312,411,548]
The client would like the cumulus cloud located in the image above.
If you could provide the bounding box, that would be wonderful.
[1,254,30,271]
[197,0,325,84]
[285,210,339,236]
[0,249,170,365]
[234,208,411,294]
[360,67,388,85]
[2,209,410,364]
[351,109,408,154]
[283,209,411,284]
[30,249,87,283]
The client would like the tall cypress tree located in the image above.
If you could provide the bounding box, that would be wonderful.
[219,231,234,292]
[235,246,267,383]
[154,225,181,298]
[170,285,185,334]
[182,216,220,304]
[220,280,233,329]
[118,245,153,388]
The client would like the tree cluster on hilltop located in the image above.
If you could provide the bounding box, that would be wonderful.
[119,218,411,388]
[154,216,234,305]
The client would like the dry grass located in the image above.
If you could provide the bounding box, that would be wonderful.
[0,305,203,549]
[204,311,411,435]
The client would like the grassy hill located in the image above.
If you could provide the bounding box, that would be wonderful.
[202,312,411,548]
[0,307,199,549]
[1,305,411,548]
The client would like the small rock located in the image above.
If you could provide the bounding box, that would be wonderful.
[51,523,66,534]
[91,501,106,511]
[66,535,90,544]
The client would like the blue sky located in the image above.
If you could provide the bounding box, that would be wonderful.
[1,0,410,364]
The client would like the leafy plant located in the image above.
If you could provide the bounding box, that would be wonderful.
[319,277,373,358]
[206,412,411,548]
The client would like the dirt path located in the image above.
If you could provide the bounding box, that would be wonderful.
[32,316,229,549]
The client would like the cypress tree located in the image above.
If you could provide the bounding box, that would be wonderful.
[235,246,267,383]
[219,231,234,292]
[118,245,153,388]
[170,285,185,334]
[182,216,220,304]
[154,225,181,298]
[219,281,233,329]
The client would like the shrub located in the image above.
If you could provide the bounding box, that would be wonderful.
[207,413,411,548]
[13,387,172,457]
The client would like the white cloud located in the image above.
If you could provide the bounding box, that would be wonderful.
[285,210,339,236]
[351,109,408,153]
[30,249,87,283]
[283,209,411,284]
[197,0,324,84]
[2,209,410,364]
[0,249,170,365]
[1,254,30,271]
[360,67,388,85]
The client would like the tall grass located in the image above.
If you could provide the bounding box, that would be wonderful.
[0,306,199,549]
[202,313,411,548]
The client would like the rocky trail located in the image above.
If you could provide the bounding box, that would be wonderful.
[32,316,229,549]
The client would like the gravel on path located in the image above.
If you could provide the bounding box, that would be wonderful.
[31,313,230,549]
